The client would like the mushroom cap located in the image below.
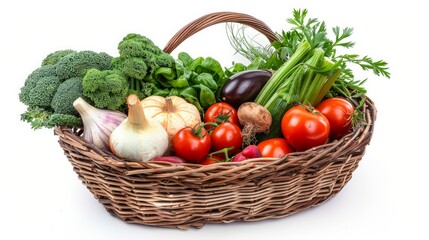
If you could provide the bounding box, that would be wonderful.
[237,102,272,132]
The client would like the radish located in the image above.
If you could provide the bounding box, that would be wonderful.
[241,145,262,158]
[233,145,262,162]
[232,152,246,162]
[150,156,186,163]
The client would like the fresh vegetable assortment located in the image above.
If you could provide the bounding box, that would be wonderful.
[19,9,389,165]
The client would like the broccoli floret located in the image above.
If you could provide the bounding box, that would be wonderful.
[28,76,62,108]
[112,56,148,80]
[21,106,82,130]
[82,68,128,110]
[55,51,113,80]
[118,33,162,57]
[113,33,175,80]
[155,53,175,68]
[19,65,58,105]
[51,77,83,115]
[41,49,76,66]
[118,39,157,59]
[47,113,82,128]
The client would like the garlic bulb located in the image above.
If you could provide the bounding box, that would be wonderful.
[109,94,168,161]
[73,97,127,150]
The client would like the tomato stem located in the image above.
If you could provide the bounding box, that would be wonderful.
[215,108,234,124]
[209,147,234,162]
[191,122,218,138]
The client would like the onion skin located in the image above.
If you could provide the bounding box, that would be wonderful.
[109,94,168,162]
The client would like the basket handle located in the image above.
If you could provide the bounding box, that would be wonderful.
[163,12,279,54]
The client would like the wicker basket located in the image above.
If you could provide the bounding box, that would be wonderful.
[54,12,377,229]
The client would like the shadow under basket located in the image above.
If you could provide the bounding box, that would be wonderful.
[54,12,378,229]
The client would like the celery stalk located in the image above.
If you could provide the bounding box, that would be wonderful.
[298,48,325,103]
[313,68,342,105]
[255,41,311,105]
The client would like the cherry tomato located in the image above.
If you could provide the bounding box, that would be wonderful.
[257,138,294,158]
[211,122,242,154]
[281,105,330,151]
[172,126,211,163]
[204,102,240,130]
[200,155,224,165]
[316,97,355,140]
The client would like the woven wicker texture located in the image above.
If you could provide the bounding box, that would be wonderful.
[55,12,377,229]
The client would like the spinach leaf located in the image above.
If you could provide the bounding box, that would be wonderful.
[191,73,218,90]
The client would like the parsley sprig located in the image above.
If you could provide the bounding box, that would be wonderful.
[227,8,390,98]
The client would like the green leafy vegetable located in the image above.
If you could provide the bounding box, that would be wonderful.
[226,9,390,140]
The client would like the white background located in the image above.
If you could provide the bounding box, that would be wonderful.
[1,0,427,239]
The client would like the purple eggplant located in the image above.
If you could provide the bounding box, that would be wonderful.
[220,70,271,108]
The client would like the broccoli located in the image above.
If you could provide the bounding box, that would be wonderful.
[19,49,114,129]
[51,77,83,115]
[47,113,82,128]
[112,56,148,80]
[155,53,175,69]
[19,65,57,105]
[82,68,128,110]
[55,50,113,80]
[112,33,175,80]
[42,49,76,66]
[28,76,62,108]
[118,33,162,57]
[127,81,155,100]
[20,107,82,130]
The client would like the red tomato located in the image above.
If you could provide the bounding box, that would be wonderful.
[204,102,240,129]
[316,97,355,139]
[172,127,211,163]
[281,105,330,151]
[200,155,224,165]
[211,122,242,154]
[257,138,294,158]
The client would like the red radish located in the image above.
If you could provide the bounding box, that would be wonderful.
[241,145,262,159]
[150,156,186,163]
[232,152,246,162]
